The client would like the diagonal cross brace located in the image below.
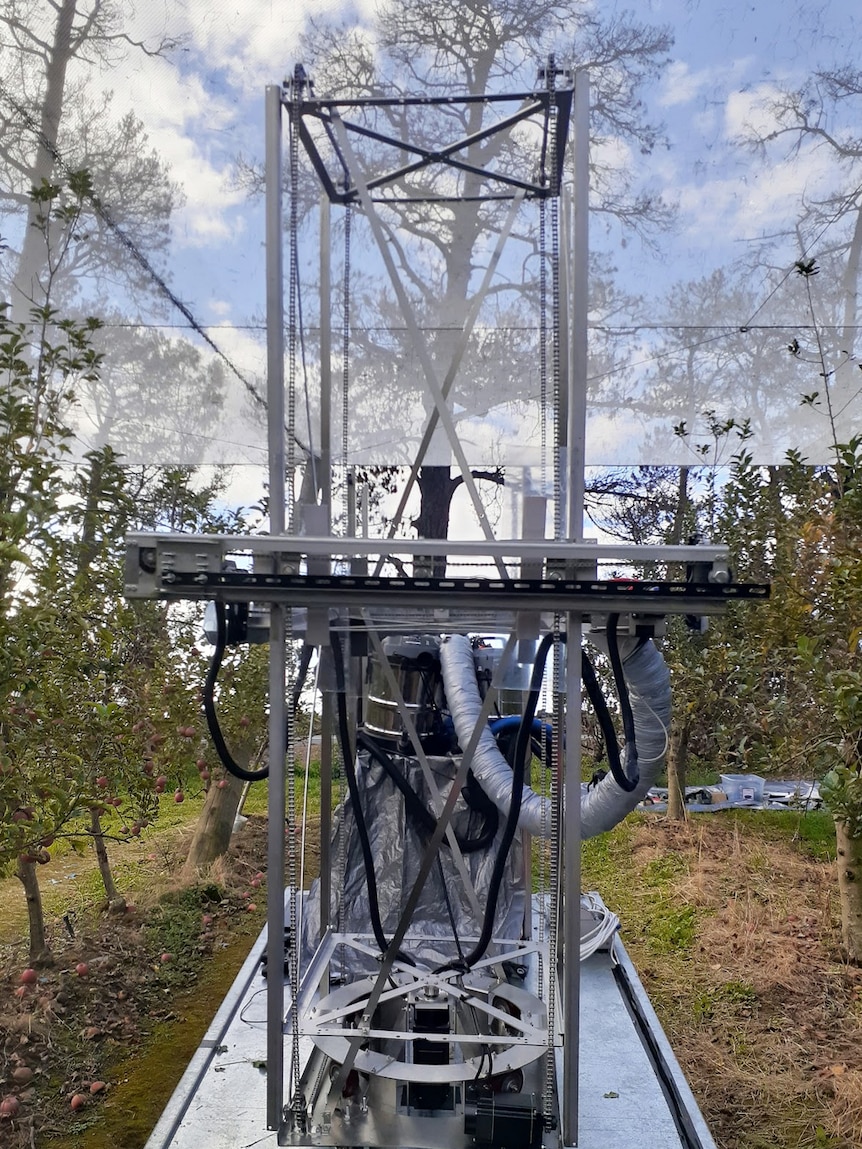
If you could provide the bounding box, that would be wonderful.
[373,190,525,571]
[331,112,508,578]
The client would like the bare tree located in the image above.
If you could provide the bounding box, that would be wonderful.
[288,0,675,540]
[0,0,180,313]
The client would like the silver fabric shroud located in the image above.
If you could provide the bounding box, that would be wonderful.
[301,751,524,972]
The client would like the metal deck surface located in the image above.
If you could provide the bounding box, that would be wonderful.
[144,905,714,1149]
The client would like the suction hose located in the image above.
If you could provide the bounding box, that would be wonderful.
[438,633,671,840]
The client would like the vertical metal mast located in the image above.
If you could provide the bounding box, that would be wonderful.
[562,67,590,1147]
[264,81,287,1132]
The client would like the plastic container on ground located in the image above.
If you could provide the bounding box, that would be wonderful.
[720,774,765,804]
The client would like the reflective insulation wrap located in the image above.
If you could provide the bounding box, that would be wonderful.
[580,638,671,838]
[438,633,671,840]
[440,634,552,839]
[301,752,524,973]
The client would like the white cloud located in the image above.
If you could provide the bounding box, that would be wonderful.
[659,60,710,108]
[723,83,785,140]
[658,57,754,110]
[71,43,247,250]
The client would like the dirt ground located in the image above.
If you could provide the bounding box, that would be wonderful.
[0,811,857,1149]
[0,818,271,1149]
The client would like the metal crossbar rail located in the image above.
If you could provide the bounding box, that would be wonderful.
[124,533,768,617]
[134,569,768,615]
[295,77,573,205]
[126,532,734,564]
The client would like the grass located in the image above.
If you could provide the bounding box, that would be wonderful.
[581,811,859,1149]
[730,808,836,861]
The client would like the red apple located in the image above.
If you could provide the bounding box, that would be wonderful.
[70,1094,87,1111]
[174,790,185,804]
[0,1096,20,1117]
[19,969,37,986]
[75,962,89,978]
[160,952,172,963]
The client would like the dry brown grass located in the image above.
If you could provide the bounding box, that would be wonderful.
[585,814,862,1149]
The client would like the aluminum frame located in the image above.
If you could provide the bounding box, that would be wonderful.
[129,65,739,1149]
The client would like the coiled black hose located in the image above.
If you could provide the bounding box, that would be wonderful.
[605,614,640,791]
[580,642,639,794]
[203,601,314,783]
[448,631,557,972]
[330,631,414,965]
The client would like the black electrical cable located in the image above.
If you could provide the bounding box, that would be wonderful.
[580,647,638,794]
[356,732,499,852]
[606,614,640,790]
[437,853,466,967]
[203,602,314,783]
[330,632,414,965]
[444,632,557,973]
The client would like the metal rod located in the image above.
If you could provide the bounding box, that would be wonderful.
[567,70,589,545]
[563,613,583,1145]
[318,679,333,948]
[301,89,571,109]
[126,531,729,564]
[562,66,590,1149]
[319,195,332,510]
[264,82,286,1132]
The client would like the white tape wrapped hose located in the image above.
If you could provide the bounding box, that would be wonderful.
[439,633,671,840]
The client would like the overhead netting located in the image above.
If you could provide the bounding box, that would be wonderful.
[2,1,859,471]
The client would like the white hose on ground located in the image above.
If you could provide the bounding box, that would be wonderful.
[439,632,671,840]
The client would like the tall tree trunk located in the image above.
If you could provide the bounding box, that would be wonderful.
[13,0,78,316]
[666,714,689,822]
[182,772,247,879]
[671,465,691,548]
[75,450,106,579]
[90,808,126,912]
[414,466,457,576]
[16,857,53,966]
[835,818,862,964]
